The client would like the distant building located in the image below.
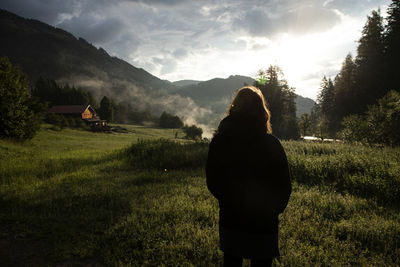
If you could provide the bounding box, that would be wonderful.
[48,104,106,127]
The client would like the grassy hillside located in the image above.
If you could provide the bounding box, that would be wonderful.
[0,126,399,266]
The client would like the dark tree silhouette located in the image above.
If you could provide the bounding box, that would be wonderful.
[354,9,385,113]
[99,96,113,121]
[385,1,400,93]
[182,124,203,139]
[256,65,299,139]
[159,111,184,129]
[0,57,42,140]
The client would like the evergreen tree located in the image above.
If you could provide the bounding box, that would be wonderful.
[334,54,357,120]
[354,9,385,113]
[98,96,113,121]
[32,78,95,106]
[0,57,42,140]
[310,103,321,135]
[317,76,336,137]
[385,0,400,92]
[256,65,299,139]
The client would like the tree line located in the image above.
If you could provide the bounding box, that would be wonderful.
[310,0,400,146]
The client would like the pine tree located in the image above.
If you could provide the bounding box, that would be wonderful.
[354,9,385,113]
[385,0,400,92]
[317,76,336,137]
[256,65,299,139]
[98,96,113,122]
[333,54,357,129]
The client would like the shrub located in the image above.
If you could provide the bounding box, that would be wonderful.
[339,90,400,146]
[159,111,183,128]
[182,124,203,140]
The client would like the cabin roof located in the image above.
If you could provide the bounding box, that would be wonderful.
[48,105,92,114]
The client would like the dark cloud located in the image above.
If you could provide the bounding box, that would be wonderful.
[107,33,142,59]
[59,15,124,43]
[234,9,273,36]
[0,0,79,24]
[125,0,185,6]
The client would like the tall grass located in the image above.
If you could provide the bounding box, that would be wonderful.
[283,141,400,207]
[125,139,208,170]
[1,127,399,266]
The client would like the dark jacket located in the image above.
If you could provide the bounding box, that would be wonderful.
[206,114,292,235]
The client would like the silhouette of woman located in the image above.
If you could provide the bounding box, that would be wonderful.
[206,86,292,267]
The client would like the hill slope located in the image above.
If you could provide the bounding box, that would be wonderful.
[0,9,215,130]
[0,9,174,93]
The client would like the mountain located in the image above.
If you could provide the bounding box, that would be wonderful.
[174,75,315,116]
[172,80,201,87]
[174,75,254,113]
[0,9,175,95]
[295,94,315,117]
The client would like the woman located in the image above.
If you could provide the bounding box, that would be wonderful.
[206,86,292,267]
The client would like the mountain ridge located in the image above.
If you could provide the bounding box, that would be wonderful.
[0,8,315,130]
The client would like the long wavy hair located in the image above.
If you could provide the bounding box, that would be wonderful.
[227,86,272,134]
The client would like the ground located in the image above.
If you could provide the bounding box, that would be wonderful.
[0,124,399,266]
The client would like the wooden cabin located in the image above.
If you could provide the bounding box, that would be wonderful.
[48,105,106,127]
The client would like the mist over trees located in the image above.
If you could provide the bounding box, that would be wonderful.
[33,77,96,106]
[256,65,299,139]
[314,1,400,145]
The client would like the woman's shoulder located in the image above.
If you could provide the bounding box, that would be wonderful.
[262,133,282,145]
[260,134,286,153]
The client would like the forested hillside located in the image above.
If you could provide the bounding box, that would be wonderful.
[0,9,212,129]
[0,9,173,92]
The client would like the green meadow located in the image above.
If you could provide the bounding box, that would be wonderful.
[0,125,399,266]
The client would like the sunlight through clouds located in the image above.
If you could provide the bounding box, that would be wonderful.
[0,0,391,99]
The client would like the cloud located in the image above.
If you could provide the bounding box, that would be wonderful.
[233,4,341,37]
[125,0,185,6]
[0,0,392,101]
[172,48,188,59]
[59,15,124,43]
[0,0,79,24]
[324,0,390,14]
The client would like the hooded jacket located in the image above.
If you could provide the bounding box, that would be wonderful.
[206,114,292,234]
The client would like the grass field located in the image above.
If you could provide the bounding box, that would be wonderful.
[0,124,399,266]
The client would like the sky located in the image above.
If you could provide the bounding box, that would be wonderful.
[0,0,391,100]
